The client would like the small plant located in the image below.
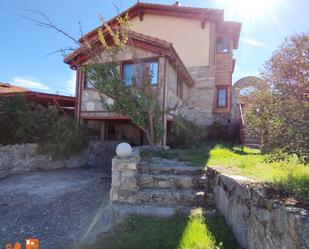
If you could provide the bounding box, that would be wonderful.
[274,172,309,201]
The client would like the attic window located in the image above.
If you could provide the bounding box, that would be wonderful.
[217,36,229,53]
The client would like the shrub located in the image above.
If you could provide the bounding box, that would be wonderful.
[0,95,41,144]
[36,106,88,158]
[207,121,231,142]
[0,96,87,158]
[168,115,205,148]
[246,33,309,162]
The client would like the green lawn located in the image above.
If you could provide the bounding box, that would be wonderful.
[90,209,239,249]
[142,144,309,201]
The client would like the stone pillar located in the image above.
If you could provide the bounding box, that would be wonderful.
[110,149,140,204]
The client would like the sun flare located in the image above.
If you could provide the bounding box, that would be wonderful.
[220,0,277,22]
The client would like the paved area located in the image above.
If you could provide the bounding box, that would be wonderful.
[0,169,111,249]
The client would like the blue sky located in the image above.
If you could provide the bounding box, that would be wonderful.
[0,0,308,96]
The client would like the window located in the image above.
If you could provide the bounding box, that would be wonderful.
[216,36,229,53]
[84,73,95,89]
[122,60,158,86]
[217,88,227,107]
[176,75,183,99]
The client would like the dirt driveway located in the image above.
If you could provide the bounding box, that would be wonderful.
[0,169,111,249]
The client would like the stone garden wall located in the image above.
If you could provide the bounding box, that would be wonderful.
[207,166,309,249]
[0,140,118,179]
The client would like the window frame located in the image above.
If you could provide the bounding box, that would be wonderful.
[216,36,230,54]
[216,86,228,108]
[121,57,159,86]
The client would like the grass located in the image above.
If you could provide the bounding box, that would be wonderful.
[142,143,309,201]
[89,209,239,249]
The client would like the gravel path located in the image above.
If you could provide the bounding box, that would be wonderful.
[0,169,111,249]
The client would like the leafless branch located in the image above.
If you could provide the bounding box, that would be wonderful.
[42,47,76,58]
[112,0,123,15]
[19,9,81,46]
[78,21,84,38]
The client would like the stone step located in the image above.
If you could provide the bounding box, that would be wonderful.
[112,203,217,218]
[138,161,205,176]
[244,134,260,139]
[132,188,209,207]
[137,173,207,190]
[244,143,261,149]
[244,138,260,144]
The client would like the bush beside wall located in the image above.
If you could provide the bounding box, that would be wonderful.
[0,95,87,158]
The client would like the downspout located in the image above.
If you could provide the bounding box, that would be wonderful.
[75,70,80,121]
[79,71,83,124]
[162,57,168,146]
[76,69,82,124]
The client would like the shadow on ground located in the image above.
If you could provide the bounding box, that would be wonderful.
[82,209,239,249]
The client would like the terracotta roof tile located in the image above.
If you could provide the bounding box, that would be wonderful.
[0,82,28,94]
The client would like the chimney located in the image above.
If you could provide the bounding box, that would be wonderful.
[173,1,180,6]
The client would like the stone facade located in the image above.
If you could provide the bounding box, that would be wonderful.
[186,66,216,126]
[208,166,309,249]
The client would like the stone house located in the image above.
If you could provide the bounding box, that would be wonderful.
[64,2,241,146]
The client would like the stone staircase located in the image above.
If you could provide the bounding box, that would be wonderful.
[136,159,209,208]
[242,128,261,149]
[129,158,215,216]
[238,104,261,149]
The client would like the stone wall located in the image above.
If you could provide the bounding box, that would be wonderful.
[110,149,140,203]
[186,66,217,126]
[207,166,309,249]
[0,141,118,179]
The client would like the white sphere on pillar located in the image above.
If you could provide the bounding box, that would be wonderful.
[116,143,132,158]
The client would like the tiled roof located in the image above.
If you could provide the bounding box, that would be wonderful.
[64,30,173,64]
[0,82,28,94]
[79,2,224,44]
[64,30,194,87]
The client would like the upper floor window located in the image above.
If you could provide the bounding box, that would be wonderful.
[217,87,228,108]
[122,60,158,86]
[216,36,229,53]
